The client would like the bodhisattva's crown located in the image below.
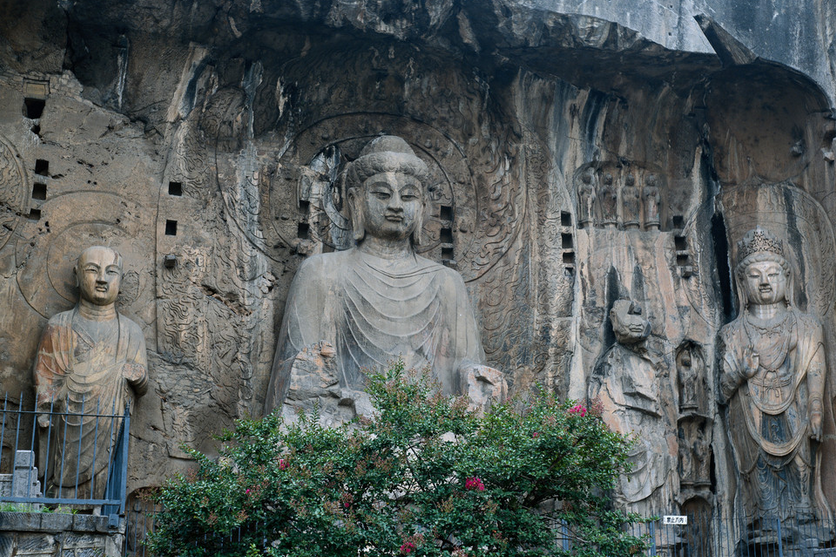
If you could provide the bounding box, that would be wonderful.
[737,227,784,261]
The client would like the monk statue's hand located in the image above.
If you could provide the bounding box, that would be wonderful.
[743,347,760,378]
[810,399,823,441]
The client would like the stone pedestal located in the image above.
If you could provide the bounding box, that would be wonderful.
[0,513,124,557]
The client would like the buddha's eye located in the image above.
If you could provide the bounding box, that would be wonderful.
[372,191,391,200]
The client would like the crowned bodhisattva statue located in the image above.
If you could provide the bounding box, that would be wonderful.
[265,136,505,420]
[720,228,831,522]
[33,246,148,498]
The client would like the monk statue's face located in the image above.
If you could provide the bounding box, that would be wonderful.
[76,247,123,306]
[742,260,787,306]
[358,171,423,242]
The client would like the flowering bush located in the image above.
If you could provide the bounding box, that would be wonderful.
[148,362,645,556]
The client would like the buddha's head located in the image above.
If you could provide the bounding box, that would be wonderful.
[734,227,792,308]
[344,135,428,245]
[75,246,123,306]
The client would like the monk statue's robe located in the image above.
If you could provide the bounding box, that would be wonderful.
[265,248,486,414]
[34,308,148,498]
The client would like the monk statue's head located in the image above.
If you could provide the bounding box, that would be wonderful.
[610,299,651,345]
[74,246,123,307]
[734,227,792,308]
[344,135,429,246]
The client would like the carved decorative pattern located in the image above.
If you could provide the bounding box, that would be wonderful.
[0,134,29,252]
[214,113,526,283]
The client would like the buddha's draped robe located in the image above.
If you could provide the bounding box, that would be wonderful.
[266,248,485,412]
[34,309,147,498]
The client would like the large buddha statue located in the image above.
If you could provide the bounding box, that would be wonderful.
[265,136,504,419]
[33,246,148,498]
[720,228,831,522]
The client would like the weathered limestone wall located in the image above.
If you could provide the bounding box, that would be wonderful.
[1,0,835,526]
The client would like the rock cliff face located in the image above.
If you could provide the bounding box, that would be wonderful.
[2,0,836,532]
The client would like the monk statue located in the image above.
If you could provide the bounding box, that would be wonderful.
[720,228,831,522]
[588,299,675,515]
[33,246,148,498]
[265,136,505,421]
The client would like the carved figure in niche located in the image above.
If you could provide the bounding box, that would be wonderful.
[679,428,696,487]
[598,172,618,228]
[265,136,504,420]
[643,174,661,230]
[588,299,674,514]
[576,167,597,228]
[693,429,712,487]
[720,228,830,521]
[33,246,148,498]
[620,173,641,230]
[677,342,704,413]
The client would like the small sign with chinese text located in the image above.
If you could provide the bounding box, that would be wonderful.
[663,515,687,525]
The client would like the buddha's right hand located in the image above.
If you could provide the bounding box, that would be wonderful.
[743,347,760,378]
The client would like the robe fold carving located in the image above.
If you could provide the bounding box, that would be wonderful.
[34,309,147,498]
[266,248,485,412]
[720,309,830,520]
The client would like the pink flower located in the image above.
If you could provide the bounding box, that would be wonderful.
[278,458,288,470]
[245,489,251,494]
[568,404,587,417]
[465,477,485,491]
[532,432,540,438]
[400,542,416,554]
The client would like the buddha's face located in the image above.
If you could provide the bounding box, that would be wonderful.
[76,247,122,306]
[357,171,423,241]
[742,260,787,306]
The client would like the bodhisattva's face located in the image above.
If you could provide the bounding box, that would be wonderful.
[77,247,122,306]
[742,260,787,306]
[358,172,423,241]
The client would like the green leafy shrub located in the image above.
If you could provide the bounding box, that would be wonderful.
[148,362,646,556]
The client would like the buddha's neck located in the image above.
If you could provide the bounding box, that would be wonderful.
[357,236,413,260]
[77,299,117,321]
[747,302,786,323]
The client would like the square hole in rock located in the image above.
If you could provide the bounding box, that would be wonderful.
[677,254,690,266]
[672,215,685,229]
[561,211,572,226]
[440,228,453,244]
[675,235,687,250]
[441,246,454,259]
[297,222,310,239]
[563,251,576,265]
[27,208,41,221]
[32,183,46,200]
[165,220,178,236]
[440,205,453,221]
[24,98,45,119]
[35,159,48,176]
[561,233,573,249]
[168,181,182,196]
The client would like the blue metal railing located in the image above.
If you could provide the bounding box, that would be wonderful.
[0,392,131,524]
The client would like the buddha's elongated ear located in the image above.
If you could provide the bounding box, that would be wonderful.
[411,202,425,246]
[347,188,365,242]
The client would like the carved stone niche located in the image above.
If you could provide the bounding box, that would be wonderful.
[676,341,706,416]
[572,162,667,231]
[678,418,712,491]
